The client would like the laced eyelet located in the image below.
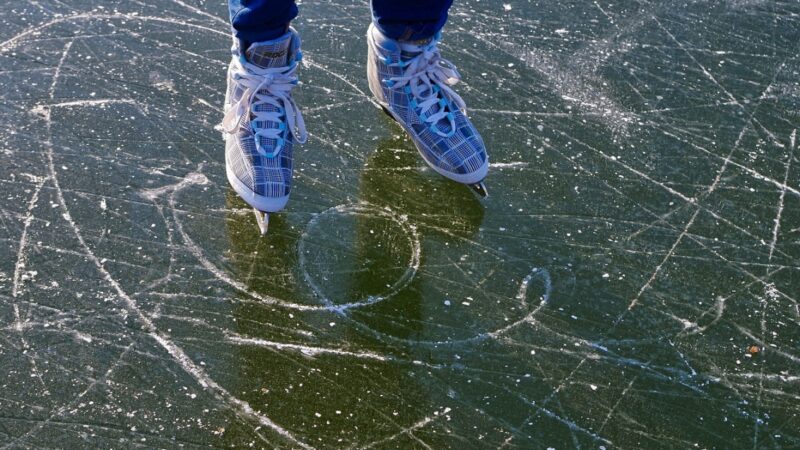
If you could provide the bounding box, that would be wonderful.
[257,137,283,158]
[221,58,308,148]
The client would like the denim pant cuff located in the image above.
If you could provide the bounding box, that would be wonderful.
[371,19,446,41]
[229,0,297,47]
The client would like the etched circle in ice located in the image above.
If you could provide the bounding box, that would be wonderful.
[346,266,553,346]
[298,203,420,309]
[2,15,314,447]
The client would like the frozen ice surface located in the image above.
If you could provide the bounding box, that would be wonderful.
[1,0,799,448]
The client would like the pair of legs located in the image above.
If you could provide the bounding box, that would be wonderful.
[220,0,489,234]
[228,0,454,45]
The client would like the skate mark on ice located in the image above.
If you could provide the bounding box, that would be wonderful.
[297,202,421,313]
[22,31,314,450]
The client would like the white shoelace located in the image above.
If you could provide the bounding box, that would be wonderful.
[219,57,307,157]
[383,41,466,138]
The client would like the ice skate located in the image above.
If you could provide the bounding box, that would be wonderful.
[366,24,489,197]
[219,28,307,234]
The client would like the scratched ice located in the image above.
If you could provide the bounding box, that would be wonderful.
[1,0,799,448]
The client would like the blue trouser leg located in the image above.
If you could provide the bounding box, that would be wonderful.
[228,0,453,45]
[370,0,454,41]
[228,0,298,46]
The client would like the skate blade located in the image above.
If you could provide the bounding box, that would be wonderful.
[470,182,489,198]
[253,209,269,235]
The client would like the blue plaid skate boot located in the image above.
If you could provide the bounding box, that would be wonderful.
[219,28,307,234]
[366,24,489,197]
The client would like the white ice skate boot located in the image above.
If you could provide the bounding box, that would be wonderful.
[367,24,489,197]
[219,28,307,234]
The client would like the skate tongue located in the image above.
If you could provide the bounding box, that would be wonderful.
[373,28,454,134]
[398,37,453,131]
[245,33,292,69]
[399,38,433,55]
[244,32,295,151]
